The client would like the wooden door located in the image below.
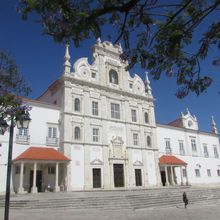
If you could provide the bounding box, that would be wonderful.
[113,164,124,187]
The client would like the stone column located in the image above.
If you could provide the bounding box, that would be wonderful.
[172,167,177,185]
[185,166,189,185]
[170,166,174,185]
[31,162,38,193]
[18,162,25,194]
[124,159,129,189]
[109,160,113,188]
[54,162,59,192]
[180,166,183,185]
[64,164,68,191]
[125,148,131,189]
[165,166,169,186]
[101,167,104,189]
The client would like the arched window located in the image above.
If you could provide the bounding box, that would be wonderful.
[144,112,149,123]
[74,98,80,112]
[74,127,80,140]
[147,136,151,147]
[109,69,118,84]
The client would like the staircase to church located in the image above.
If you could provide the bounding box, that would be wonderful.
[1,187,220,210]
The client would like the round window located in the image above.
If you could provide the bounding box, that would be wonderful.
[188,120,193,127]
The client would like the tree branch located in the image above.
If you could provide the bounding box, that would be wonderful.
[149,0,192,48]
[145,4,183,10]
[184,1,220,32]
[86,0,140,21]
[114,12,129,44]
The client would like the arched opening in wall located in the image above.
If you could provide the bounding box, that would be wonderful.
[147,136,151,147]
[74,127,81,140]
[74,98,80,112]
[109,69,118,84]
[144,112,149,123]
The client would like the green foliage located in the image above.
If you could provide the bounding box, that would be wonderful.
[18,0,220,98]
[0,51,31,110]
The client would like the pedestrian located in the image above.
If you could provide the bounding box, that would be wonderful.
[183,192,188,208]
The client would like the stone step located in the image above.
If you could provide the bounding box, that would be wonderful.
[1,187,220,210]
[3,197,215,210]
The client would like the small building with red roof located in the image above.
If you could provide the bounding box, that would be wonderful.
[12,147,70,193]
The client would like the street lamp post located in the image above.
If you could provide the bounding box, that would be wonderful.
[0,106,31,220]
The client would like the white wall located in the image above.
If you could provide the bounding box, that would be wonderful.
[146,151,157,185]
[0,101,60,193]
[157,124,220,185]
[70,145,84,190]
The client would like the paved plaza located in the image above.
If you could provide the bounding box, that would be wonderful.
[1,202,220,220]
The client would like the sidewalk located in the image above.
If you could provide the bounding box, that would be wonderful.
[1,202,220,220]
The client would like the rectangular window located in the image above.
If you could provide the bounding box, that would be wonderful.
[195,169,200,177]
[165,139,172,154]
[133,133,138,146]
[48,167,55,174]
[207,169,211,177]
[182,169,187,177]
[214,146,219,158]
[111,103,120,119]
[18,128,28,136]
[46,125,58,146]
[191,139,197,152]
[16,128,30,144]
[179,141,185,155]
[93,128,99,142]
[203,144,209,158]
[15,166,20,174]
[217,170,220,177]
[48,127,57,138]
[131,109,137,122]
[91,72,96,78]
[92,101,98,116]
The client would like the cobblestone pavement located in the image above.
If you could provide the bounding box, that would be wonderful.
[1,202,220,220]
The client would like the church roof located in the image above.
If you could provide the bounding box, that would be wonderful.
[13,147,70,162]
[159,155,187,165]
[167,118,183,128]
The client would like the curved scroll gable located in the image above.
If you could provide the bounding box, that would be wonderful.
[73,58,97,81]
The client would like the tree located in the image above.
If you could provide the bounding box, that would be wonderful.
[19,0,220,98]
[0,51,31,111]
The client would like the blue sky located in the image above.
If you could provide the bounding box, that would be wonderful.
[1,1,220,133]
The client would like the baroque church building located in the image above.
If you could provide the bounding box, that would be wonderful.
[0,40,220,193]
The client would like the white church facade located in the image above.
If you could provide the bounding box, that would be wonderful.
[0,40,220,193]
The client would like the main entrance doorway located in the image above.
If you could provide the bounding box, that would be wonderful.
[113,164,124,187]
[29,170,42,192]
[93,168,101,188]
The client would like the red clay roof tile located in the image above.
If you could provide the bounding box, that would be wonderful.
[13,147,70,162]
[159,155,187,165]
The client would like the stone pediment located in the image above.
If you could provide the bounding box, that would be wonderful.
[133,160,143,166]
[90,159,103,165]
[111,136,124,146]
